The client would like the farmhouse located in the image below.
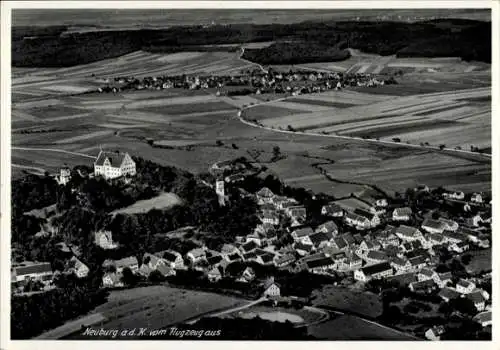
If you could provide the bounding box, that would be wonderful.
[354,208,380,227]
[354,262,393,282]
[208,267,222,282]
[142,253,167,270]
[94,230,118,250]
[409,279,436,293]
[291,227,314,244]
[449,241,469,253]
[392,207,412,221]
[306,256,335,274]
[467,291,486,311]
[393,225,423,242]
[102,272,123,288]
[13,262,53,283]
[421,219,446,234]
[262,277,281,297]
[391,257,412,274]
[364,250,388,265]
[425,326,445,341]
[443,191,465,200]
[94,150,136,180]
[471,193,483,204]
[433,272,452,288]
[344,212,370,230]
[440,219,459,232]
[155,250,185,269]
[274,253,296,268]
[112,256,139,273]
[321,203,343,217]
[473,311,492,327]
[261,212,280,226]
[315,221,338,235]
[66,256,89,278]
[57,167,71,185]
[186,248,207,264]
[439,287,461,302]
[256,187,275,204]
[456,279,476,294]
[309,231,335,248]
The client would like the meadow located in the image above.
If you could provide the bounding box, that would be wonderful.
[110,192,182,216]
[62,285,246,339]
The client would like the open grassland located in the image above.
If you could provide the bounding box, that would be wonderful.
[63,285,246,339]
[222,305,322,325]
[111,192,182,215]
[308,315,416,340]
[312,285,383,318]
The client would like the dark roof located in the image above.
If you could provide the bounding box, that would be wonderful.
[367,250,387,261]
[334,237,348,249]
[306,257,334,269]
[438,272,452,281]
[260,253,275,263]
[242,241,259,252]
[360,262,392,276]
[293,227,314,237]
[95,151,127,167]
[207,255,222,266]
[422,219,445,230]
[410,279,436,290]
[317,221,338,232]
[243,252,257,260]
[14,262,52,276]
[295,242,314,252]
[354,208,376,220]
[310,231,333,245]
[343,234,355,245]
[322,203,343,214]
[466,291,485,304]
[155,250,178,262]
[394,207,412,216]
[392,257,409,266]
[439,287,460,300]
[409,255,427,266]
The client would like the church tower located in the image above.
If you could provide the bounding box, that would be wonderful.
[216,179,225,206]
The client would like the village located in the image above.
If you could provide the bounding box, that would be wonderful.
[95,67,394,96]
[11,149,492,340]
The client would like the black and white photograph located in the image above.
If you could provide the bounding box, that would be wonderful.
[1,1,496,345]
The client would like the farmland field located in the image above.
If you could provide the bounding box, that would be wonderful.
[308,315,416,340]
[11,46,491,195]
[110,192,182,216]
[61,285,246,340]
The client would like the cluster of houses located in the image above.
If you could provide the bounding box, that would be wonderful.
[96,68,391,97]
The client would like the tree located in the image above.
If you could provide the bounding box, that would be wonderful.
[448,297,478,316]
[148,270,167,283]
[216,140,224,147]
[121,267,138,287]
[460,254,472,265]
[272,146,281,160]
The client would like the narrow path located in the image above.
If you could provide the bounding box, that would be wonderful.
[12,146,97,159]
[185,297,266,325]
[11,164,47,175]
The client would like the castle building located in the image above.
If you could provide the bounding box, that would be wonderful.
[94,150,136,180]
[216,179,225,206]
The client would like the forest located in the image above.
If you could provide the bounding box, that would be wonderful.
[12,19,490,67]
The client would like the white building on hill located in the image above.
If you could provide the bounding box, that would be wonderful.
[94,150,136,180]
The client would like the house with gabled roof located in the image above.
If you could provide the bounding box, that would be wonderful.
[332,236,349,251]
[354,208,380,227]
[156,264,176,277]
[262,277,280,297]
[376,226,400,247]
[306,256,335,274]
[207,266,222,282]
[439,287,461,302]
[315,221,338,235]
[409,255,427,271]
[394,225,423,242]
[294,242,314,256]
[467,291,486,311]
[94,150,136,180]
[456,279,476,294]
[256,187,275,205]
[354,262,393,282]
[417,268,435,282]
[440,218,459,232]
[344,212,370,230]
[449,241,469,253]
[237,267,256,283]
[102,272,124,288]
[155,250,184,269]
[427,233,445,246]
[186,248,206,264]
[442,230,466,244]
[309,231,335,248]
[409,279,436,293]
[392,207,412,222]
[473,311,492,327]
[94,230,118,250]
[66,256,89,278]
[291,227,314,245]
[321,203,343,217]
[425,325,446,340]
[391,257,412,274]
[286,206,307,225]
[421,219,446,234]
[364,250,388,265]
[274,253,296,268]
[433,271,452,288]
